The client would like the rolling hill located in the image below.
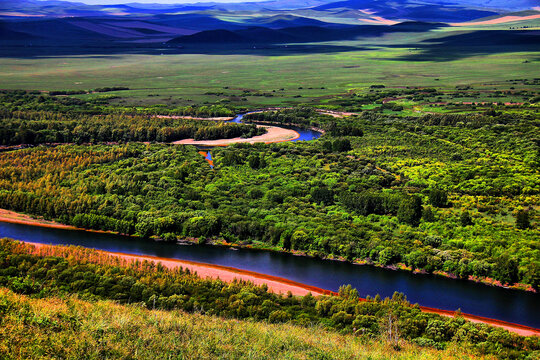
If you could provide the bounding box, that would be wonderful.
[167,22,448,45]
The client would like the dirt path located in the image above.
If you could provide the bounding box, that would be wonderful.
[420,307,540,337]
[172,125,300,146]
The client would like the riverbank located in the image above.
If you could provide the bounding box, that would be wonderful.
[24,241,327,296]
[0,208,536,295]
[0,209,81,232]
[172,125,300,146]
[15,240,540,337]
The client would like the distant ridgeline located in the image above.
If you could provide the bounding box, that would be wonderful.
[166,23,447,45]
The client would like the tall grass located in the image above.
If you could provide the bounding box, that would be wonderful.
[0,288,488,360]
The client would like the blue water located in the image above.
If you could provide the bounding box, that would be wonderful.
[1,221,538,328]
[228,113,323,142]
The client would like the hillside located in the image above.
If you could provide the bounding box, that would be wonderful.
[0,288,486,360]
[167,22,447,45]
[0,238,538,359]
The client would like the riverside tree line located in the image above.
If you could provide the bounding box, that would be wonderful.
[1,239,538,359]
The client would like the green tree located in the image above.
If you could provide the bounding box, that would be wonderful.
[460,211,473,226]
[428,188,448,208]
[515,210,531,230]
[397,195,422,227]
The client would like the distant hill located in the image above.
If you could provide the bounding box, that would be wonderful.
[169,29,249,44]
[422,30,540,47]
[313,0,499,23]
[2,0,536,23]
[167,22,448,45]
[0,26,38,40]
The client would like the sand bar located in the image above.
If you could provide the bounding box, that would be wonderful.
[172,125,300,146]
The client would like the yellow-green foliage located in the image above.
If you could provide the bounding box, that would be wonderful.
[0,288,488,360]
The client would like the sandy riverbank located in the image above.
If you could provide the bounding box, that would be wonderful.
[0,209,79,231]
[24,241,326,297]
[17,241,540,336]
[172,125,300,146]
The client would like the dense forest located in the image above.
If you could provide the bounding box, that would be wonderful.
[0,109,267,145]
[0,99,538,291]
[1,239,538,359]
[0,90,235,117]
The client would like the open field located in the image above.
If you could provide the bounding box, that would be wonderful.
[1,45,538,107]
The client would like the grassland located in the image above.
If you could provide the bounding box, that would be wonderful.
[1,44,538,108]
[0,287,488,360]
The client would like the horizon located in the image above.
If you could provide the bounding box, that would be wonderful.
[36,0,267,4]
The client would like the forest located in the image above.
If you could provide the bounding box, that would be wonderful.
[0,110,265,145]
[1,238,538,359]
[0,94,538,291]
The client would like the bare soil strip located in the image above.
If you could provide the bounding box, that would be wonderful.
[24,241,326,297]
[0,209,83,232]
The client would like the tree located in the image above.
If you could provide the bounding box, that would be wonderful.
[493,254,519,285]
[397,195,422,227]
[422,207,435,222]
[311,187,334,205]
[428,188,448,208]
[460,211,473,226]
[332,139,351,152]
[515,210,531,230]
[248,155,261,169]
[281,230,292,250]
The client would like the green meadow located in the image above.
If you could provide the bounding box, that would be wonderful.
[1,44,538,107]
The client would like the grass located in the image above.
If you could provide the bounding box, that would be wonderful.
[0,287,489,360]
[0,45,538,108]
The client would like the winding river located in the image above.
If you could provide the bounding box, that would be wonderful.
[1,113,538,330]
[1,221,539,329]
[228,113,323,142]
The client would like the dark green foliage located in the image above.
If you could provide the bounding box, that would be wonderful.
[1,238,538,359]
[397,196,423,227]
[332,138,351,152]
[248,153,267,169]
[339,191,402,216]
[428,189,448,208]
[515,210,531,230]
[460,211,473,226]
[326,122,363,137]
[311,187,334,205]
[422,207,435,222]
[493,254,519,285]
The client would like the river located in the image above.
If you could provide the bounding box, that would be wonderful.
[1,221,538,328]
[228,113,323,142]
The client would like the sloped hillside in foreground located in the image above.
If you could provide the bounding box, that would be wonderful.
[0,288,486,360]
